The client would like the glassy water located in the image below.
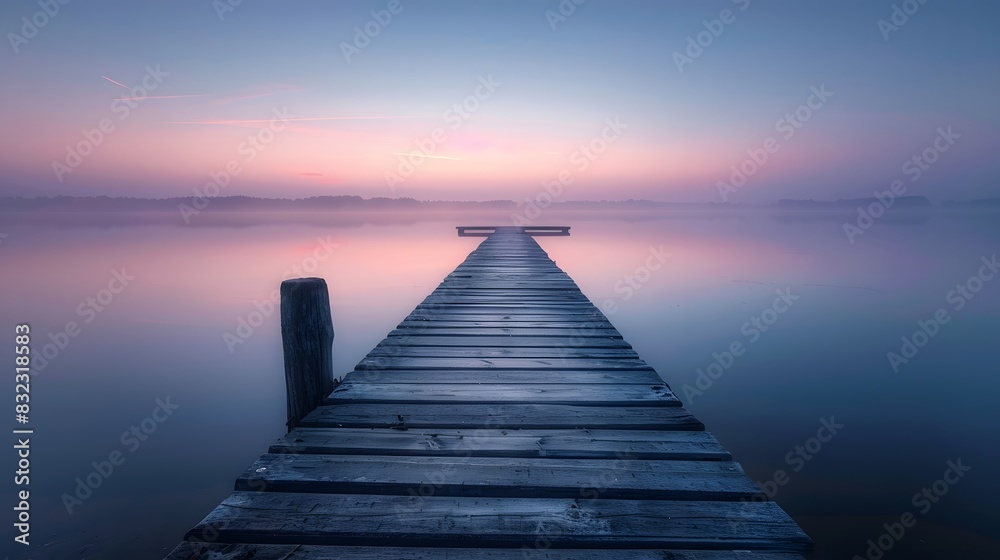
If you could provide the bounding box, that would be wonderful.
[1,210,997,559]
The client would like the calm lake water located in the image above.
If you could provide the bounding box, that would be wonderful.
[1,210,998,559]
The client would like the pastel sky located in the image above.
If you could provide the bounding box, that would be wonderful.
[1,0,998,202]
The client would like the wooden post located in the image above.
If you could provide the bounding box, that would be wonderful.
[280,277,334,431]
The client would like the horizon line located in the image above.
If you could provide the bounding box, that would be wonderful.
[2,194,997,205]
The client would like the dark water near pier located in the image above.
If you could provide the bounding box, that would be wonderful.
[1,210,998,559]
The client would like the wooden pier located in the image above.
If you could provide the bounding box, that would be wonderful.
[165,226,812,559]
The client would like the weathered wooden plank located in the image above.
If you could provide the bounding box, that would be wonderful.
[459,258,555,262]
[356,356,651,371]
[421,295,591,302]
[424,297,585,302]
[447,272,570,277]
[375,336,631,348]
[420,300,592,307]
[448,271,570,276]
[185,492,813,551]
[413,306,602,314]
[403,314,609,322]
[424,289,586,296]
[425,294,586,300]
[453,264,559,268]
[453,265,563,268]
[299,403,704,430]
[462,252,552,255]
[439,283,582,290]
[392,318,613,327]
[388,328,623,338]
[457,256,557,260]
[440,271,563,274]
[235,455,762,501]
[441,278,578,283]
[341,369,663,384]
[443,279,575,285]
[327,383,678,406]
[405,315,608,323]
[457,257,558,260]
[459,225,571,237]
[368,346,640,359]
[398,321,616,329]
[165,543,808,560]
[443,266,566,270]
[444,279,572,283]
[451,269,568,274]
[449,269,571,275]
[270,428,731,460]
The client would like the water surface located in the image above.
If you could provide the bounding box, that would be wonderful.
[1,210,997,559]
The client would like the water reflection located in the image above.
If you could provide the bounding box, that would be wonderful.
[1,210,997,559]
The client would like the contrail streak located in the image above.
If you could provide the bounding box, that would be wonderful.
[101,75,131,89]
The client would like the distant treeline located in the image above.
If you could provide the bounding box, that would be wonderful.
[0,195,510,212]
[0,194,997,212]
[0,196,735,212]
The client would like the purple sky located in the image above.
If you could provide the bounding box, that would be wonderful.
[1,0,997,202]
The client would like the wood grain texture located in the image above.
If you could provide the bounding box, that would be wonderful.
[299,403,705,430]
[269,428,731,460]
[373,335,632,348]
[165,543,807,559]
[356,356,653,371]
[367,346,641,358]
[340,369,664,384]
[389,327,624,338]
[280,278,334,431]
[235,454,762,500]
[185,492,812,551]
[327,382,679,406]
